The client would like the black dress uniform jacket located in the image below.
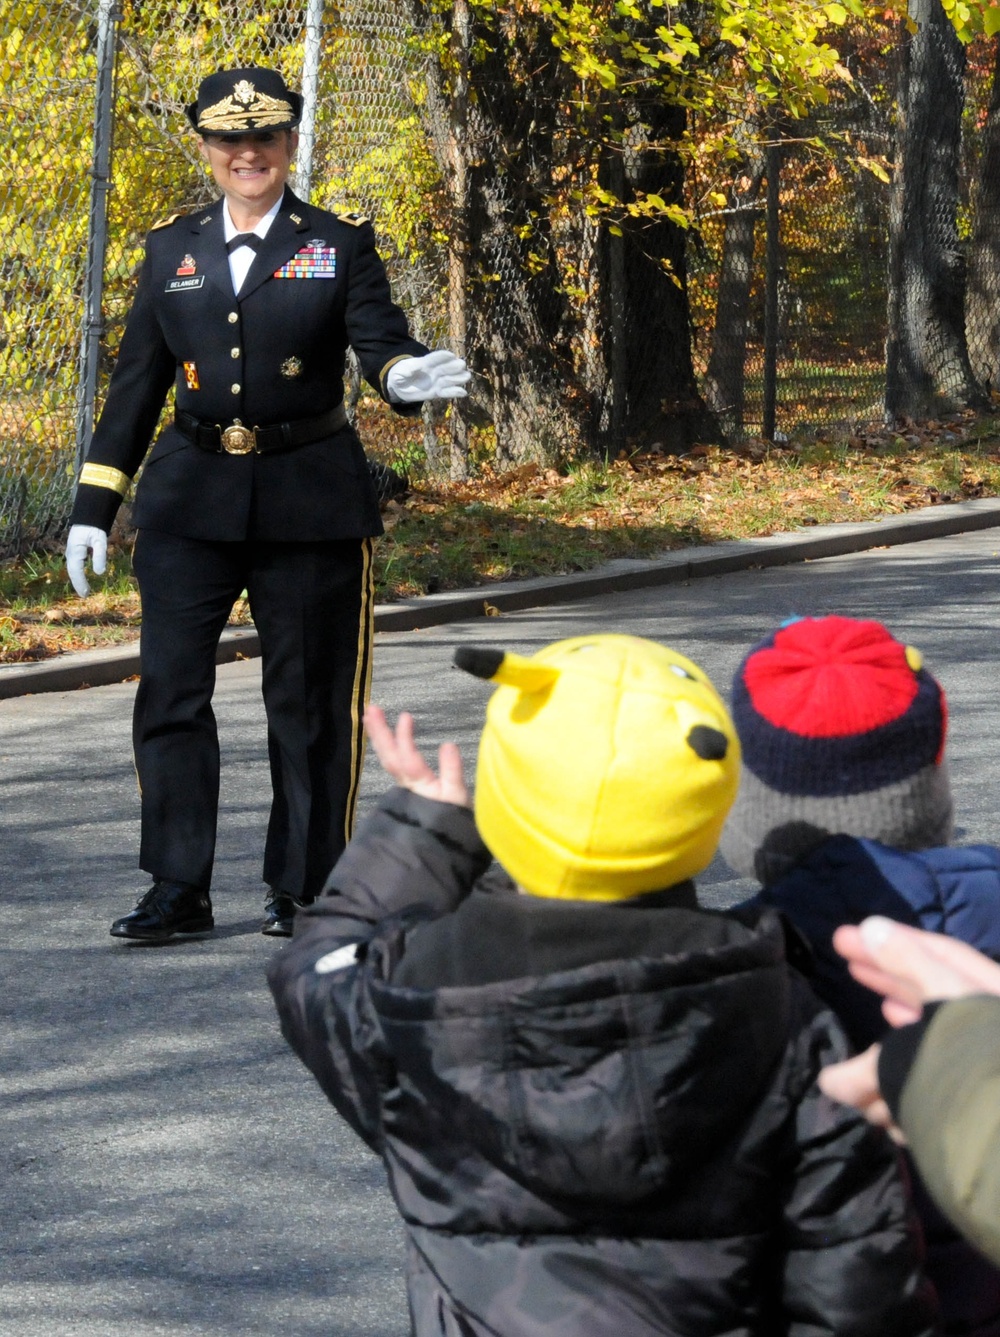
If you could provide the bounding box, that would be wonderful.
[71,187,428,901]
[70,187,426,539]
[268,789,941,1337]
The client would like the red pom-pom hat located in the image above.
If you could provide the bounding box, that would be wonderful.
[732,616,946,796]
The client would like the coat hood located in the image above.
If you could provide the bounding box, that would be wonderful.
[366,893,791,1210]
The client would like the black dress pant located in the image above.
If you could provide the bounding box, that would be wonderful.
[132,530,375,900]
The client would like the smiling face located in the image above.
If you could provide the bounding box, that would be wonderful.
[197,129,298,224]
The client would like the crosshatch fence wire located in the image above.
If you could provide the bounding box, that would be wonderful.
[0,3,997,557]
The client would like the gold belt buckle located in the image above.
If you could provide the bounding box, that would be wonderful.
[220,419,256,455]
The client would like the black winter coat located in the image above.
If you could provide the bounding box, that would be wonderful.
[268,789,940,1337]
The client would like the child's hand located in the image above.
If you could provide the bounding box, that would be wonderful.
[832,917,1000,1027]
[364,705,470,808]
[818,1044,907,1145]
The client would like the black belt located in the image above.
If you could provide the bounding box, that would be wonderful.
[175,405,348,456]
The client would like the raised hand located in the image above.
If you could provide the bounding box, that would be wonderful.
[385,350,471,402]
[363,705,470,807]
[832,916,1000,1027]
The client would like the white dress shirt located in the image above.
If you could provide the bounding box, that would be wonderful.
[223,197,282,294]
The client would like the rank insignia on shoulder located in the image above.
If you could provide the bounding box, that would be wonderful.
[176,255,197,276]
[151,213,180,231]
[336,211,368,227]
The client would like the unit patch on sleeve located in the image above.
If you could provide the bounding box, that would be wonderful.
[273,245,337,279]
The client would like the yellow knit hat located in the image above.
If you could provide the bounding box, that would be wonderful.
[454,634,740,901]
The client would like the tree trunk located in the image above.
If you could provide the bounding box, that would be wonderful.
[446,0,470,479]
[885,0,988,421]
[702,115,767,438]
[408,2,719,464]
[967,37,1000,396]
[598,99,721,454]
[410,5,591,463]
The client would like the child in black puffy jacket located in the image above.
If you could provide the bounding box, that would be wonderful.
[268,633,939,1337]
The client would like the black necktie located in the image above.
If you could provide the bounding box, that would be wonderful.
[226,232,261,254]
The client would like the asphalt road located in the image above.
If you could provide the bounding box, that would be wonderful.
[3,524,1000,1336]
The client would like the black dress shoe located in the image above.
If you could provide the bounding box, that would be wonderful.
[261,891,311,937]
[110,880,214,940]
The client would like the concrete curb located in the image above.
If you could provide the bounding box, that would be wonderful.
[5,495,1000,700]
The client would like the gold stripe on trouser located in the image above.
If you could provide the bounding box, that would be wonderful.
[79,462,131,494]
[343,536,375,845]
[130,535,143,799]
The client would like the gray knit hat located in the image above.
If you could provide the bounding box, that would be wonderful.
[720,616,954,885]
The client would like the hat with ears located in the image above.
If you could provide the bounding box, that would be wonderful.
[720,615,953,885]
[186,67,302,136]
[454,634,740,901]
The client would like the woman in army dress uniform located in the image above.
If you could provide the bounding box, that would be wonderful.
[66,67,469,941]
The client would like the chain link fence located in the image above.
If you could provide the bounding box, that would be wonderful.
[1,0,96,558]
[1,3,997,557]
[690,135,892,447]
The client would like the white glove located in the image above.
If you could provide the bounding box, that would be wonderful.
[386,350,471,403]
[66,524,108,598]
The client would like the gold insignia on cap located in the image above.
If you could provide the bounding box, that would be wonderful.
[281,357,303,379]
[198,83,294,131]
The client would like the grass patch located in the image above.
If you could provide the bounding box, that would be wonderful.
[3,409,1000,663]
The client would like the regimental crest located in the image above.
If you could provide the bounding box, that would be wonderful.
[281,357,303,379]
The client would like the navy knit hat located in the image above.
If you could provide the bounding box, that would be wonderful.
[720,616,953,884]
